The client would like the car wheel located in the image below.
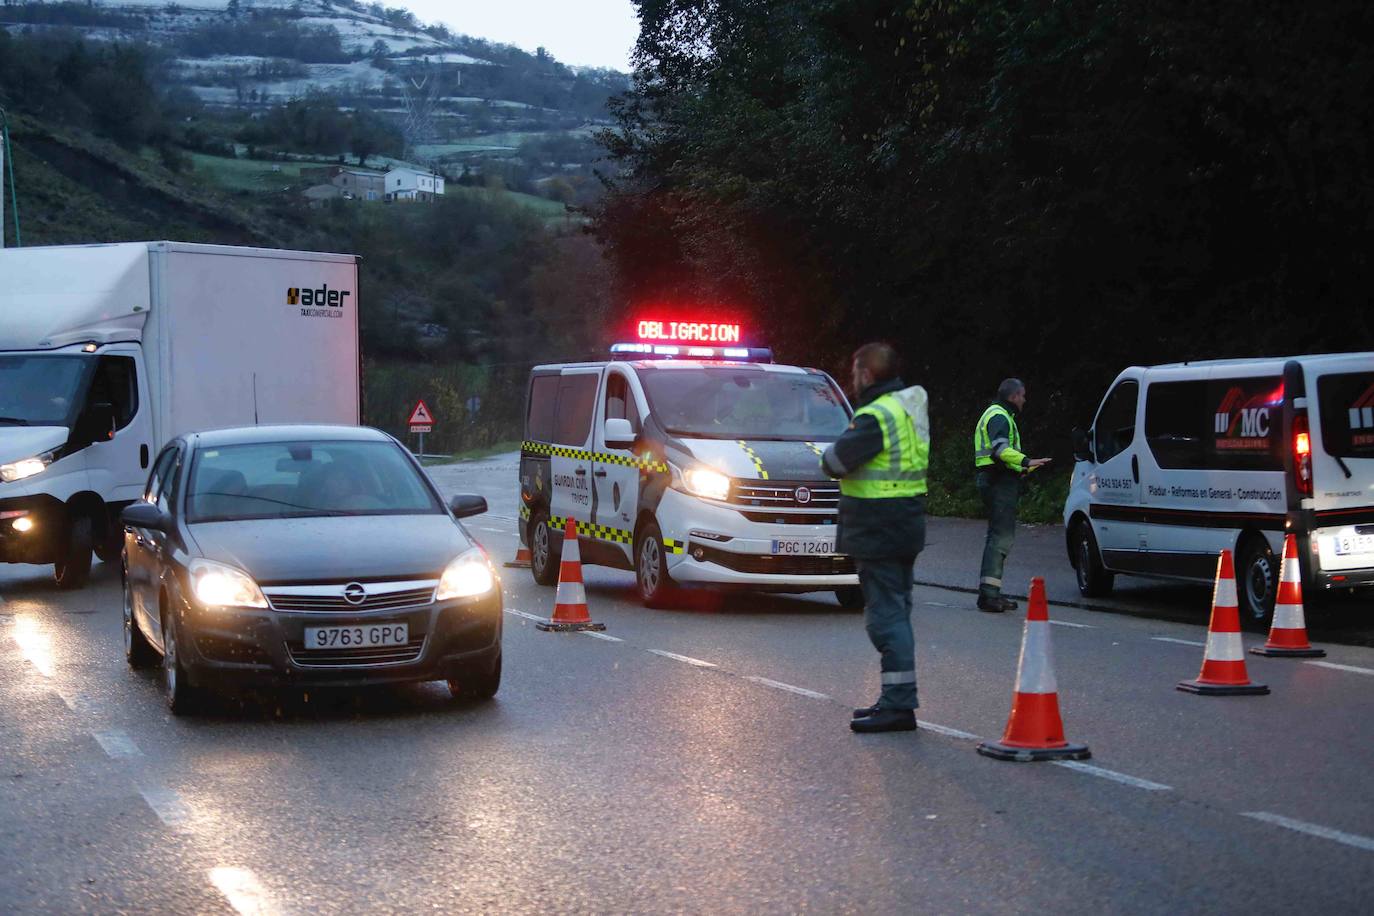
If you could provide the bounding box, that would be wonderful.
[529,511,560,587]
[834,586,865,611]
[161,609,199,716]
[447,653,501,701]
[54,515,93,591]
[635,520,677,608]
[1071,521,1114,598]
[1236,534,1277,629]
[124,575,157,669]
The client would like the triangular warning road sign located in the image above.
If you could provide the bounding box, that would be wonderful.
[408,400,434,426]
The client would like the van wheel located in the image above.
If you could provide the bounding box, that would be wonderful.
[94,519,122,564]
[1236,534,1277,629]
[54,516,93,591]
[834,586,865,611]
[529,511,560,587]
[1071,521,1114,598]
[635,520,678,608]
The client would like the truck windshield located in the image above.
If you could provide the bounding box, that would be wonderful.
[0,355,90,427]
[1317,370,1374,460]
[640,368,850,441]
[187,440,443,523]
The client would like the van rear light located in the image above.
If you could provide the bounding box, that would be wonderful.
[1293,412,1313,496]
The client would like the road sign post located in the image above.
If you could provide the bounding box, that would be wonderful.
[408,400,434,457]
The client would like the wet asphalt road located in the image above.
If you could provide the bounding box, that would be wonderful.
[2,452,1373,914]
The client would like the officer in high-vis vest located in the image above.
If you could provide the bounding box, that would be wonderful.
[973,378,1051,612]
[822,342,930,733]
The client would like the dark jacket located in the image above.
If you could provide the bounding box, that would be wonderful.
[822,377,927,560]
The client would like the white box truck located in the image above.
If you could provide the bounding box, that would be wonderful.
[0,241,361,588]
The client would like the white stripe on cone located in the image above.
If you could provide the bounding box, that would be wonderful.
[1204,630,1245,662]
[1273,602,1305,630]
[562,533,581,562]
[1282,554,1300,585]
[1212,575,1238,609]
[555,579,586,606]
[1015,621,1058,695]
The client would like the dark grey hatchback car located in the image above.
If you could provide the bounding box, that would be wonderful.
[121,425,502,714]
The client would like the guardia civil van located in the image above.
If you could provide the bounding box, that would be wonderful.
[1065,352,1374,623]
[516,322,861,607]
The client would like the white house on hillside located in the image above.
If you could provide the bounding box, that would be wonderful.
[385,167,446,202]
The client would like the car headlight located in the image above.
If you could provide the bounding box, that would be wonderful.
[0,450,55,483]
[435,549,496,601]
[189,558,268,610]
[681,465,732,501]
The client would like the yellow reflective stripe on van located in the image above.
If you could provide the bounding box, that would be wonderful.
[546,515,684,554]
[521,440,668,474]
[519,503,531,521]
[736,440,769,479]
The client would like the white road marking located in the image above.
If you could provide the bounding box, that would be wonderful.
[1049,620,1094,629]
[648,649,717,668]
[1151,637,1206,648]
[922,601,959,608]
[91,729,141,759]
[1242,811,1374,853]
[138,786,193,829]
[743,676,830,700]
[503,609,546,623]
[1052,760,1172,791]
[209,867,281,916]
[1305,660,1374,676]
[580,630,623,642]
[916,720,981,740]
[11,615,55,677]
[473,526,507,534]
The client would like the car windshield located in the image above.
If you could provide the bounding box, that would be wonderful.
[0,355,90,427]
[1317,370,1374,460]
[639,368,850,441]
[186,440,442,522]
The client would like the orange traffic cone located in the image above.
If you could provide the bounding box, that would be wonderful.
[1250,534,1325,658]
[1178,550,1269,695]
[504,545,532,569]
[536,519,605,632]
[977,578,1091,762]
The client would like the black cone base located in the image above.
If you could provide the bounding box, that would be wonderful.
[535,619,606,632]
[976,741,1091,762]
[1249,645,1325,658]
[1176,679,1269,695]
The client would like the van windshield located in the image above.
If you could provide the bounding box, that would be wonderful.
[1317,370,1374,459]
[639,368,850,441]
[0,355,90,427]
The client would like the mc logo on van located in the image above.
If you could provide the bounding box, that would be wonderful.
[1214,385,1277,451]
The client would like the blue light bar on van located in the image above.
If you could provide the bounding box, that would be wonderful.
[610,343,773,362]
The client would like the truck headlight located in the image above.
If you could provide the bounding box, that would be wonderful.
[435,549,496,601]
[681,465,732,502]
[189,558,268,610]
[0,450,55,483]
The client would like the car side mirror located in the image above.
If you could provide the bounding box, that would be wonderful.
[449,494,488,519]
[1071,427,1094,463]
[122,502,170,532]
[605,417,636,451]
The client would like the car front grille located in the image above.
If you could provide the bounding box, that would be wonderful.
[738,511,838,526]
[696,544,855,576]
[732,481,840,511]
[286,636,426,668]
[264,583,437,614]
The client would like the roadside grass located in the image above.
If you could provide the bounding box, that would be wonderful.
[189,152,322,191]
[420,440,523,466]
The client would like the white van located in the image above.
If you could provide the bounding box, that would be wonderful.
[0,242,360,588]
[1064,352,1374,622]
[517,337,860,607]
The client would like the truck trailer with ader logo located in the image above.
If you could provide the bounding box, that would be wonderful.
[0,242,360,589]
[516,323,861,607]
[1065,352,1374,623]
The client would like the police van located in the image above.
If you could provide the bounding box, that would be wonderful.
[517,321,861,607]
[1065,352,1374,623]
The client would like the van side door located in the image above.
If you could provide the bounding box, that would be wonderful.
[83,352,154,506]
[592,368,644,565]
[549,370,600,542]
[1086,379,1142,561]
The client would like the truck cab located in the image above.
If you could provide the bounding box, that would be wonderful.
[518,325,861,607]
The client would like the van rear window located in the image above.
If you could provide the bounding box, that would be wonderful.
[1317,371,1374,459]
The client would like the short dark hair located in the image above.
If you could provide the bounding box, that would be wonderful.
[998,377,1025,400]
[852,342,902,384]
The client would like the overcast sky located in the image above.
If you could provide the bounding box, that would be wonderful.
[401,0,641,71]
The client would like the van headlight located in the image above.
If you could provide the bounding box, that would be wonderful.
[0,450,56,483]
[681,465,732,502]
[189,558,268,610]
[435,549,496,601]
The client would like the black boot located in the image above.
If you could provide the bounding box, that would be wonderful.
[850,708,917,733]
[977,595,1018,613]
[852,703,880,719]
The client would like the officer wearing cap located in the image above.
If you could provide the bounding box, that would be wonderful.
[822,342,930,733]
